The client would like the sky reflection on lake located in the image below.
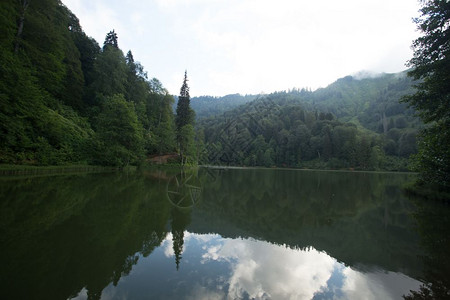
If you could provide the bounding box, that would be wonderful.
[84,232,421,300]
[2,169,434,300]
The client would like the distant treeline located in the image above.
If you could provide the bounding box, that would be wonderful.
[196,73,421,170]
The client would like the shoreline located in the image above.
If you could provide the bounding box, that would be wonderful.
[199,164,417,175]
[0,164,120,176]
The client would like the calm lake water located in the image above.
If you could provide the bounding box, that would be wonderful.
[1,168,449,300]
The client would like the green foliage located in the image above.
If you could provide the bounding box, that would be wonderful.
[0,168,427,299]
[150,102,177,155]
[0,0,94,164]
[404,0,450,123]
[91,45,128,98]
[92,94,144,167]
[0,0,178,167]
[188,94,257,119]
[0,0,424,170]
[403,199,450,299]
[103,29,119,49]
[0,172,172,299]
[175,72,195,130]
[199,168,420,276]
[146,82,177,155]
[193,73,420,170]
[402,0,450,191]
[410,122,450,190]
[199,90,416,170]
[71,29,100,108]
[175,71,196,164]
[178,124,196,165]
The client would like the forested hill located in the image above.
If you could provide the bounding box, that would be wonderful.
[0,0,177,166]
[189,94,257,119]
[197,72,421,170]
[193,72,419,133]
[0,0,421,170]
[307,72,419,132]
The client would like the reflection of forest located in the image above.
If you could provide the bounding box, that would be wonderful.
[403,200,450,299]
[0,172,175,300]
[190,168,423,279]
[0,168,430,300]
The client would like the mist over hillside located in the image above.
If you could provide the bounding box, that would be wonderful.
[191,71,419,129]
[195,71,421,170]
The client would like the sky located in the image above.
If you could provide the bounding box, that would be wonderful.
[89,232,420,299]
[61,0,421,97]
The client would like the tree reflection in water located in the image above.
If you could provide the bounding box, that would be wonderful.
[171,208,191,270]
[403,199,450,299]
[0,171,174,300]
[0,168,442,299]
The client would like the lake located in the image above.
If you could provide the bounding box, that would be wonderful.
[1,167,449,300]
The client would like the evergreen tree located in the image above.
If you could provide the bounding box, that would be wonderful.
[403,0,450,191]
[176,71,194,129]
[171,208,191,270]
[126,50,134,64]
[175,71,195,164]
[103,29,118,49]
[153,93,177,155]
[124,50,148,125]
[91,35,127,99]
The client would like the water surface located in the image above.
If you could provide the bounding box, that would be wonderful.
[1,168,448,299]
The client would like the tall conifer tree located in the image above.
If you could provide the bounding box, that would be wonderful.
[403,0,450,192]
[176,71,193,129]
[175,71,195,164]
[103,29,118,49]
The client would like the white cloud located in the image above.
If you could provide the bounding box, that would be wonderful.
[201,238,337,299]
[69,287,88,300]
[157,232,337,298]
[78,232,422,300]
[189,233,422,300]
[185,284,227,300]
[341,267,422,300]
[62,0,421,96]
[162,232,175,257]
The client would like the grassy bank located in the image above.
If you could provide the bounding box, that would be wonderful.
[0,164,121,176]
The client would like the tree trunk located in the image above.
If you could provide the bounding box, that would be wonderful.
[382,112,388,134]
[14,0,29,54]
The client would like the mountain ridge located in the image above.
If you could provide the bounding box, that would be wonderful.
[192,70,420,131]
[196,71,421,170]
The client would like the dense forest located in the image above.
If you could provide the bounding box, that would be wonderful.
[0,0,178,167]
[400,0,450,195]
[2,0,446,177]
[185,94,257,119]
[197,73,421,170]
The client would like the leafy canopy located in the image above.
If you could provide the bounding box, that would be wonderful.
[403,0,450,191]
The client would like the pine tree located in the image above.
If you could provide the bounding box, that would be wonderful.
[175,71,195,164]
[92,33,127,98]
[176,71,194,129]
[103,29,118,49]
[402,0,450,191]
[125,50,134,64]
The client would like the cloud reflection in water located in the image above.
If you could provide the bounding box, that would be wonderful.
[96,232,421,300]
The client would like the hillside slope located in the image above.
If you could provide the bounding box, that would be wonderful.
[196,72,421,170]
[0,1,176,166]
